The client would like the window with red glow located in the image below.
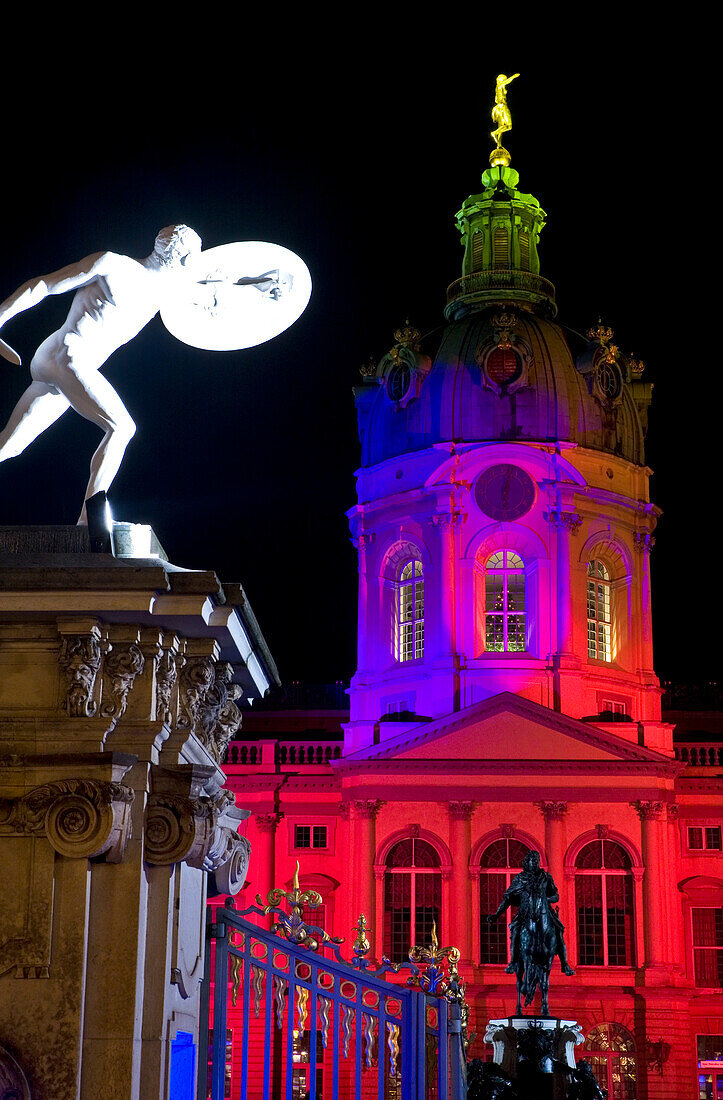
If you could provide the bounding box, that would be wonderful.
[575,840,635,966]
[693,908,723,988]
[383,838,441,965]
[294,824,328,850]
[688,826,722,852]
[479,838,534,964]
[486,346,521,385]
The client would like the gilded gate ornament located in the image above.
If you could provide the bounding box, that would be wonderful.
[255,860,344,950]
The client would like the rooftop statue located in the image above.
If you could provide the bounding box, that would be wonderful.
[490,72,519,167]
[0,226,311,523]
[487,849,574,1016]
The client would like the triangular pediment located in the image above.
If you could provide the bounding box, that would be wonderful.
[342,692,672,767]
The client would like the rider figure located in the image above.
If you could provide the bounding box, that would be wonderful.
[488,849,575,976]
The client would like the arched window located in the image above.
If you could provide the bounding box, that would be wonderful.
[583,1023,637,1100]
[575,840,635,966]
[587,559,612,661]
[383,837,441,965]
[485,551,525,652]
[479,838,533,963]
[396,559,424,662]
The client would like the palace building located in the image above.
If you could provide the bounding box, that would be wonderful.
[218,117,723,1100]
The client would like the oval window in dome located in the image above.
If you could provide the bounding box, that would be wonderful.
[486,346,522,385]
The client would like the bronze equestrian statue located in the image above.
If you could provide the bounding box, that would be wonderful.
[487,849,574,1016]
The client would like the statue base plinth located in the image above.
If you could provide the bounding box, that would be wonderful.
[480,1017,585,1100]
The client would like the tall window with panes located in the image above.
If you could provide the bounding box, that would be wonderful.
[479,838,532,963]
[587,560,612,661]
[383,838,441,965]
[397,560,424,661]
[485,551,526,652]
[575,840,635,966]
[692,909,723,987]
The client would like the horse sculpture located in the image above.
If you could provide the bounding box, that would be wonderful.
[487,849,574,1016]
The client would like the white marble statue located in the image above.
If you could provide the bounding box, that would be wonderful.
[0,225,311,523]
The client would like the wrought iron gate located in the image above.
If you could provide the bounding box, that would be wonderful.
[198,867,468,1099]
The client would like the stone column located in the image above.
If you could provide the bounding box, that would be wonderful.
[448,801,474,963]
[538,801,568,885]
[633,800,667,968]
[254,813,282,929]
[538,801,570,963]
[351,800,383,957]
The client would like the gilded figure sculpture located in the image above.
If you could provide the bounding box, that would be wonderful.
[490,73,520,166]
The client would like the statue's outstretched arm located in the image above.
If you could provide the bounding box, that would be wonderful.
[488,890,513,921]
[0,251,107,330]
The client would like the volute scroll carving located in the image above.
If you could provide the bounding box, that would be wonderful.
[0,778,134,862]
[144,787,251,893]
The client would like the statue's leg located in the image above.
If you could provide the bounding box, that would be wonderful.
[0,380,70,462]
[557,931,575,975]
[52,364,136,523]
[505,925,518,973]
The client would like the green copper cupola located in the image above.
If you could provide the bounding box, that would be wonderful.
[445,75,557,320]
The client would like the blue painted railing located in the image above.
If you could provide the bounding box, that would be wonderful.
[198,895,467,1099]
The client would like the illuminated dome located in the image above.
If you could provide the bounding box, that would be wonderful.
[358,310,648,468]
[355,163,652,471]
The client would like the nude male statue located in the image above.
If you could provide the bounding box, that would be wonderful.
[0,225,286,524]
[0,225,207,522]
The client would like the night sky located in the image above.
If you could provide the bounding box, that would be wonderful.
[1,30,717,686]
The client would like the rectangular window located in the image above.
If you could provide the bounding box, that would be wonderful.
[688,826,722,851]
[294,824,328,850]
[600,700,627,716]
[692,908,723,987]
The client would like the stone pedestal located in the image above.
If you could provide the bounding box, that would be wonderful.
[0,528,277,1100]
[484,1016,584,1100]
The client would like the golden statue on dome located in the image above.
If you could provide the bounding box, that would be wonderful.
[490,72,519,167]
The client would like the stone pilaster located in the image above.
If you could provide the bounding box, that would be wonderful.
[448,801,474,963]
[351,799,384,957]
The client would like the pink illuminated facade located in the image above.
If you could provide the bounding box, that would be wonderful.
[219,153,723,1100]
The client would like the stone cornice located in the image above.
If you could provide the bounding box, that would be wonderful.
[334,759,680,778]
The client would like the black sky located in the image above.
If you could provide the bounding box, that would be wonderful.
[1,26,717,685]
